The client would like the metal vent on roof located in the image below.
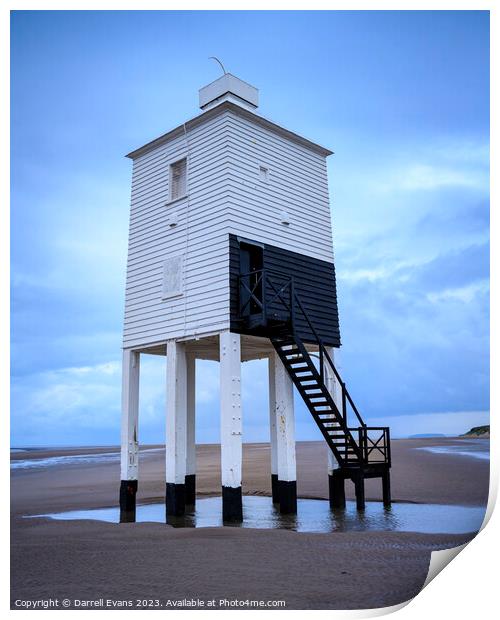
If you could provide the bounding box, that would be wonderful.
[199,74,259,111]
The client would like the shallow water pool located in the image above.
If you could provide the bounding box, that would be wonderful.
[29,496,486,535]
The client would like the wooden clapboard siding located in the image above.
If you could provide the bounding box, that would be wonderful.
[224,110,334,263]
[123,102,338,349]
[229,235,341,347]
[123,111,233,348]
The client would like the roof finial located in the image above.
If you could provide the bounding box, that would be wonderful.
[208,56,227,76]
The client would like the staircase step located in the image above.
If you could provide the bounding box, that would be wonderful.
[271,331,378,470]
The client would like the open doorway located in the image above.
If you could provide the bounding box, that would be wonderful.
[239,241,264,317]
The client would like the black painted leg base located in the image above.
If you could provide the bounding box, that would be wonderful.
[185,474,196,506]
[329,472,346,509]
[354,474,366,511]
[119,480,137,523]
[166,483,186,517]
[382,471,391,507]
[271,474,279,504]
[278,480,297,514]
[222,486,243,522]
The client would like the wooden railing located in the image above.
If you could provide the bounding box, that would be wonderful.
[238,269,391,467]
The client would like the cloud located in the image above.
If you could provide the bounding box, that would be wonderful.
[427,280,489,304]
[395,163,487,191]
[336,241,489,420]
[373,138,489,193]
[10,13,489,449]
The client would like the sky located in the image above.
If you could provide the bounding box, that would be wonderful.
[11,10,489,446]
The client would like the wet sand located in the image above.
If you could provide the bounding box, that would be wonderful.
[11,438,489,609]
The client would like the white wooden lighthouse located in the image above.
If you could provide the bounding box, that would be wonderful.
[120,72,391,523]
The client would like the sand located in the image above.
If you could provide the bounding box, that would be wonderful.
[11,438,489,610]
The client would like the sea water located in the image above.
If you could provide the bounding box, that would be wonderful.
[415,439,490,461]
[28,496,486,535]
[11,448,162,471]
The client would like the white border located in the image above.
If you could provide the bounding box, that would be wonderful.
[3,3,496,619]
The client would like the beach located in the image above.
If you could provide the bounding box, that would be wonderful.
[11,438,489,610]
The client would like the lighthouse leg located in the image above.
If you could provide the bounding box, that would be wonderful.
[329,470,346,509]
[165,340,187,517]
[324,346,344,509]
[220,331,243,522]
[273,352,297,514]
[185,353,196,506]
[382,470,391,507]
[355,472,366,511]
[120,349,140,523]
[268,354,279,503]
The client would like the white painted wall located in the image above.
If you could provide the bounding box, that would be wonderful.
[123,105,334,349]
[225,110,334,263]
[124,112,233,349]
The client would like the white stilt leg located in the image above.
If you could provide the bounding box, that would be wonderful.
[185,352,196,504]
[121,349,140,481]
[220,331,243,521]
[166,340,187,516]
[273,351,297,513]
[268,354,279,502]
[325,346,343,474]
[325,346,346,508]
[120,349,140,521]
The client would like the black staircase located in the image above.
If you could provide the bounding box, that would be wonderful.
[238,268,391,509]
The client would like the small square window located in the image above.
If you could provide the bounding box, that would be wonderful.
[170,158,187,201]
[259,166,269,183]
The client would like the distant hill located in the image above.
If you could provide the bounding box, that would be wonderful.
[461,425,490,438]
[408,433,446,438]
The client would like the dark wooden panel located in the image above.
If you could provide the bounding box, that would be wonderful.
[229,234,341,347]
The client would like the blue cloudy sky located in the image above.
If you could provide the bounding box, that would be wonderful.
[11,11,489,446]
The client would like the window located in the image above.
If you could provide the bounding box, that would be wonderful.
[170,158,187,201]
[162,255,184,299]
[259,165,269,183]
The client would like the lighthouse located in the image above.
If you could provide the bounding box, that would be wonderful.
[119,73,391,523]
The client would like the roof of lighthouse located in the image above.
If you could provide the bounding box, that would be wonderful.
[125,73,333,160]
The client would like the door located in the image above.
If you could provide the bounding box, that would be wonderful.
[239,242,263,317]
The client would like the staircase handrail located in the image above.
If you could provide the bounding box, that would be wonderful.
[291,291,366,429]
[238,269,370,434]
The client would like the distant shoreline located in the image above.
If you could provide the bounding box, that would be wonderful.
[10,433,490,453]
[461,424,490,438]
